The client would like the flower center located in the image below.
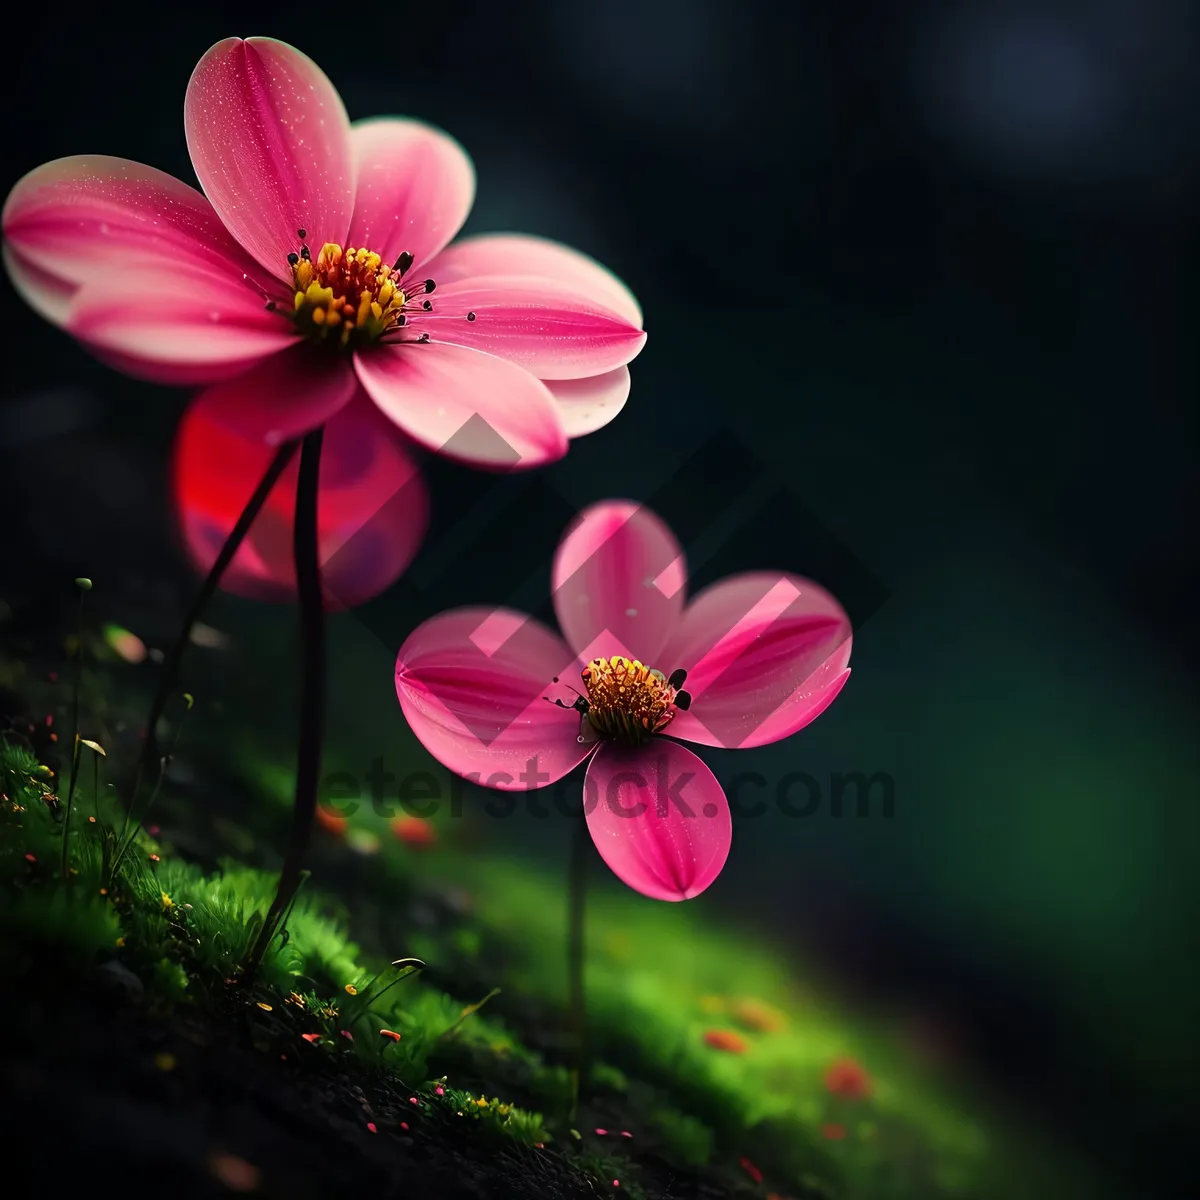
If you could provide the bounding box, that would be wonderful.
[574,657,691,747]
[282,231,437,350]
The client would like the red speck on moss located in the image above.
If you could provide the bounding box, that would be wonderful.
[824,1057,872,1099]
[739,1157,763,1183]
[392,815,437,846]
[301,1033,320,1043]
[704,1029,748,1054]
[822,1123,847,1140]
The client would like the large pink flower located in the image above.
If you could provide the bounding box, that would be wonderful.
[394,502,853,901]
[2,37,646,470]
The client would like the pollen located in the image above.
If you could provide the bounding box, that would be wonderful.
[289,239,412,348]
[581,656,683,746]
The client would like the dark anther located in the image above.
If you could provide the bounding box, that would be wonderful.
[417,333,430,344]
[396,314,407,326]
[668,668,688,690]
[423,279,436,293]
[297,228,307,240]
[674,690,692,711]
[466,311,477,321]
[265,301,277,311]
[394,251,413,274]
[300,246,311,261]
[287,252,299,266]
[422,299,432,311]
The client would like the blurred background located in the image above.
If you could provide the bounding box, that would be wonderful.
[1,0,1197,1195]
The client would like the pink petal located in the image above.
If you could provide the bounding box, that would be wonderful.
[354,341,567,470]
[552,501,686,664]
[546,368,630,438]
[173,387,427,610]
[347,118,475,273]
[395,608,592,786]
[418,275,645,379]
[3,242,72,325]
[427,233,643,326]
[584,740,731,901]
[67,262,295,386]
[660,572,853,750]
[184,38,354,279]
[180,342,358,446]
[1,154,266,328]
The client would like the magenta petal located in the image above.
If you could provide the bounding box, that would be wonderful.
[584,740,731,901]
[174,387,427,610]
[67,262,294,386]
[348,118,475,272]
[661,572,853,749]
[395,607,591,787]
[552,501,686,664]
[355,342,567,469]
[180,342,358,446]
[545,368,630,437]
[426,233,643,326]
[185,38,354,278]
[420,275,646,380]
[2,154,264,327]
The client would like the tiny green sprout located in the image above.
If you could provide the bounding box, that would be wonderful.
[74,577,92,591]
[183,693,194,711]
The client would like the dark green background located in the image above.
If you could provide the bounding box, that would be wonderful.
[1,2,1196,1193]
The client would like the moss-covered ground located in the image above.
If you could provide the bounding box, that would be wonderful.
[0,612,1097,1200]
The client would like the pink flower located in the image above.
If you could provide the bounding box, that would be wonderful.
[394,502,852,900]
[172,386,428,609]
[2,37,646,470]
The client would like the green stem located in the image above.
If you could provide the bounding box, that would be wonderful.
[242,427,326,983]
[61,580,88,881]
[568,814,590,1117]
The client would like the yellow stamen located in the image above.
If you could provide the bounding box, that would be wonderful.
[580,656,682,746]
[289,240,412,349]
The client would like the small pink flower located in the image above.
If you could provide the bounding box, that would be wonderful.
[2,38,645,472]
[395,501,851,900]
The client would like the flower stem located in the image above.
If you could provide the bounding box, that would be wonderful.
[568,813,590,1118]
[61,577,90,881]
[138,440,299,774]
[242,427,326,983]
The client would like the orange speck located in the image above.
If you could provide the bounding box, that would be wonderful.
[379,1029,402,1042]
[704,1029,748,1054]
[344,984,358,995]
[99,888,107,896]
[149,854,160,862]
[822,1122,847,1140]
[391,815,437,847]
[49,733,58,743]
[739,1157,763,1183]
[732,997,786,1032]
[23,853,36,863]
[211,1153,260,1192]
[315,805,348,836]
[256,1002,273,1012]
[824,1057,872,1100]
[88,815,96,823]
[301,1033,320,1044]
